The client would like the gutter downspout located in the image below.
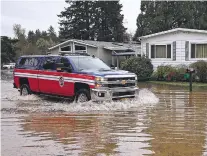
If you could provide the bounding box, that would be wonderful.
[112,51,119,70]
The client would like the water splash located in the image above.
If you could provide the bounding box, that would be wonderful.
[1,80,159,113]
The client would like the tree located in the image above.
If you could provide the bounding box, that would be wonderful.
[36,38,49,54]
[58,1,95,40]
[35,29,41,41]
[58,1,126,42]
[94,1,126,42]
[1,36,17,64]
[41,31,48,40]
[13,24,26,39]
[48,25,58,42]
[27,30,35,43]
[133,1,207,40]
[13,24,27,56]
[10,24,59,58]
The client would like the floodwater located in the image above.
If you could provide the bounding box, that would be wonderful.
[1,70,207,156]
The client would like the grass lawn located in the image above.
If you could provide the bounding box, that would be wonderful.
[149,81,207,87]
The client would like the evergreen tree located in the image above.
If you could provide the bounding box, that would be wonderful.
[1,36,17,64]
[133,1,207,40]
[94,1,126,42]
[47,25,58,42]
[27,30,35,43]
[58,1,126,42]
[41,31,48,40]
[35,29,41,41]
[58,1,95,40]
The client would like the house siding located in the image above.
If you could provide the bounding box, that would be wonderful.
[98,48,112,65]
[141,31,207,69]
[86,46,98,57]
[49,47,59,54]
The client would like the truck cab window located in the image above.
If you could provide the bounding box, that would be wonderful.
[43,58,56,70]
[60,57,73,72]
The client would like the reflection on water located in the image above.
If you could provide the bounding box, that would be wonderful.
[1,71,207,156]
[145,90,207,156]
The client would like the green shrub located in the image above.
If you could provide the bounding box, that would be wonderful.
[156,65,176,81]
[174,64,188,81]
[120,56,153,81]
[190,60,207,82]
[150,71,158,81]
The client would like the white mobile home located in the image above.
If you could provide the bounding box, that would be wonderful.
[140,28,207,69]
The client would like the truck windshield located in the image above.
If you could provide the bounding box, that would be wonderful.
[69,56,111,71]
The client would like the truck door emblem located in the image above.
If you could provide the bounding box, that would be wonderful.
[59,76,64,87]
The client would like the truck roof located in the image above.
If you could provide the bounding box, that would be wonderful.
[20,55,59,57]
[20,53,91,58]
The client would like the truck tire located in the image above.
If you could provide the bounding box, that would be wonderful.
[20,84,32,96]
[75,89,91,103]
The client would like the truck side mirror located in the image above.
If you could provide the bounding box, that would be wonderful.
[56,63,73,73]
[110,64,115,69]
[56,63,64,72]
[56,67,63,72]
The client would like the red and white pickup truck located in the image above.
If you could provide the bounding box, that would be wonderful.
[13,54,138,102]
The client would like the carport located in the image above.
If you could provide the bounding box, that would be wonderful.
[104,47,135,69]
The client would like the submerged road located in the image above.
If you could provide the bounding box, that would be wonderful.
[1,70,207,156]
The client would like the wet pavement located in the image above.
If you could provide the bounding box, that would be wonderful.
[1,70,207,156]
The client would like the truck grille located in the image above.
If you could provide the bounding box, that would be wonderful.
[108,83,135,88]
[108,77,135,81]
[106,77,136,88]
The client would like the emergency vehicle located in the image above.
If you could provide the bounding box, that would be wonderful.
[13,54,138,102]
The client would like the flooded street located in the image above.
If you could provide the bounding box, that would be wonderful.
[1,70,207,156]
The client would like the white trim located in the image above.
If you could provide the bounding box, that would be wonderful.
[140,28,207,39]
[149,43,173,60]
[105,74,135,78]
[74,50,87,53]
[49,39,97,50]
[59,51,72,53]
[73,40,97,48]
[86,45,88,53]
[14,72,95,85]
[189,41,207,60]
[72,41,75,53]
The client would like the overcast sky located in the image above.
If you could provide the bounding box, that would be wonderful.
[1,0,141,37]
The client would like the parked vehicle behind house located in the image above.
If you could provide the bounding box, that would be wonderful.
[13,54,138,102]
[3,63,16,69]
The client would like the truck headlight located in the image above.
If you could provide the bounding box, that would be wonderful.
[95,76,105,82]
[95,83,102,88]
[135,75,137,81]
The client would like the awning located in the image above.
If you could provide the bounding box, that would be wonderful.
[111,49,135,56]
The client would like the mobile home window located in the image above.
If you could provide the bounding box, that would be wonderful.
[75,45,86,53]
[191,43,207,58]
[60,46,71,52]
[151,44,171,58]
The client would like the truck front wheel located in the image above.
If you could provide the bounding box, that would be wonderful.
[20,84,32,96]
[75,89,91,103]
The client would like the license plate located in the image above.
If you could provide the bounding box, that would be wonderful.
[121,98,128,101]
